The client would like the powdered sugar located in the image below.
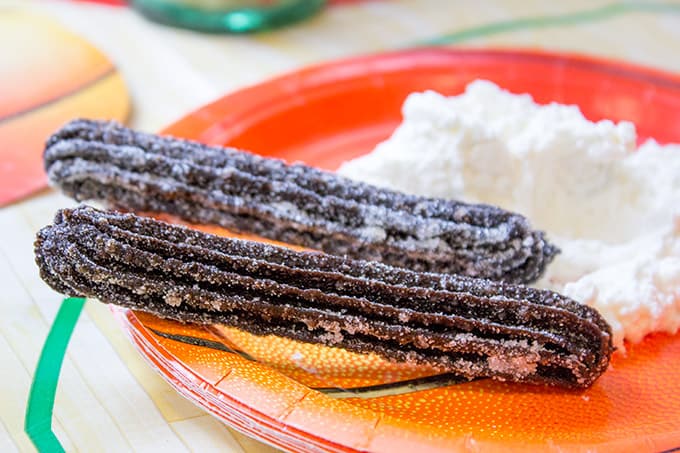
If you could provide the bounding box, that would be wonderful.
[339,80,680,349]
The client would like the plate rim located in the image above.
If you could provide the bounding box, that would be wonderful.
[163,46,680,145]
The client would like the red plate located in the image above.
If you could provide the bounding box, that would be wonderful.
[115,48,680,452]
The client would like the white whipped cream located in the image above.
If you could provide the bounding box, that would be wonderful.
[339,80,680,349]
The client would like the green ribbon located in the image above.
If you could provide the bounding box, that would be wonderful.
[419,2,680,46]
[25,298,86,453]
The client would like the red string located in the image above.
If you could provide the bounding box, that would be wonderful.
[70,0,127,5]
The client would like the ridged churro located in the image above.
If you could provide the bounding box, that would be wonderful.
[35,206,612,388]
[44,119,558,284]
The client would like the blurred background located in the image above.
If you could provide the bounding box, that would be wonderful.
[2,1,680,452]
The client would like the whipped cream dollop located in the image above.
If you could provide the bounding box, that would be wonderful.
[339,80,680,349]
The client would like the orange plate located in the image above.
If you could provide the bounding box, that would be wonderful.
[114,48,680,452]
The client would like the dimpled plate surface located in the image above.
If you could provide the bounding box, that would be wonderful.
[115,48,680,453]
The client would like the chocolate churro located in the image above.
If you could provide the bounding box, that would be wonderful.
[35,206,612,388]
[44,119,558,284]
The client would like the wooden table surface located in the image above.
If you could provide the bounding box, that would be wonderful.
[2,1,680,451]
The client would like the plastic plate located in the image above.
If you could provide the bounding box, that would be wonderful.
[115,48,680,452]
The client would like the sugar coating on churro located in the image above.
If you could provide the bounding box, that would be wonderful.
[44,119,558,284]
[35,206,612,388]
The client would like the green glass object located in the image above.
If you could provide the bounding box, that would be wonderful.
[131,0,327,33]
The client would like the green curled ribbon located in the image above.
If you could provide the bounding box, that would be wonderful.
[25,298,86,453]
